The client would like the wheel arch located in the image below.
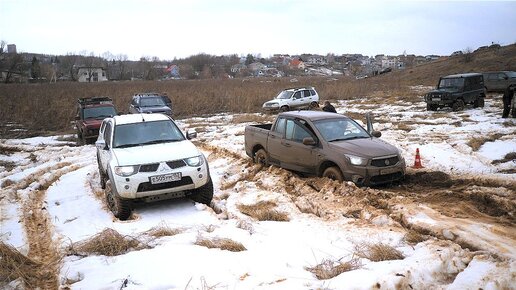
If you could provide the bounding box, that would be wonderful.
[317,160,341,177]
[252,144,265,157]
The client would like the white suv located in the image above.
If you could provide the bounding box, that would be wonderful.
[96,113,212,220]
[262,87,319,112]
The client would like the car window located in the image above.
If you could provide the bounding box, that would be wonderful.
[83,106,117,119]
[274,117,286,136]
[497,73,506,80]
[140,97,166,107]
[310,89,316,96]
[303,90,311,98]
[113,120,184,148]
[285,119,311,142]
[314,118,369,142]
[293,91,302,99]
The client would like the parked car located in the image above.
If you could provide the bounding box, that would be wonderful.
[95,113,213,220]
[244,111,405,186]
[75,97,117,144]
[424,73,485,111]
[482,71,516,92]
[129,93,172,116]
[262,87,319,112]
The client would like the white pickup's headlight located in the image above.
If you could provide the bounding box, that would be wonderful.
[114,165,139,176]
[185,156,204,167]
[346,154,368,166]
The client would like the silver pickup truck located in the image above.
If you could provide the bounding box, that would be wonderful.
[244,111,406,186]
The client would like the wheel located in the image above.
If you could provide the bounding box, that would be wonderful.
[477,97,485,108]
[105,180,131,220]
[280,106,289,112]
[322,166,344,182]
[426,103,437,111]
[189,179,214,205]
[309,101,319,109]
[452,99,464,111]
[254,149,269,166]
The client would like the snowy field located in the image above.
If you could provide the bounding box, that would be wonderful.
[1,92,515,289]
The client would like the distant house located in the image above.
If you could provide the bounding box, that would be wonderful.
[77,67,108,82]
[165,64,180,78]
[289,58,305,70]
[231,63,247,73]
[306,55,326,65]
[248,62,267,72]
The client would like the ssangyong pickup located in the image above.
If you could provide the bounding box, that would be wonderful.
[96,113,213,220]
[244,111,405,186]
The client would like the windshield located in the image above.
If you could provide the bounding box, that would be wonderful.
[113,120,185,148]
[507,71,516,78]
[438,78,464,89]
[140,97,166,107]
[275,91,294,99]
[314,118,370,142]
[83,106,117,119]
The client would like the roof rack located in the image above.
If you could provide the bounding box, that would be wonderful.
[77,97,113,106]
[284,86,315,91]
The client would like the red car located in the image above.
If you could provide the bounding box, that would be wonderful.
[75,97,117,144]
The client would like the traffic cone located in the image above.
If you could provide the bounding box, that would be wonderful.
[412,148,424,169]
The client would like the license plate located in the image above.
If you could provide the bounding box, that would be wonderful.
[432,97,441,101]
[380,167,399,175]
[150,172,181,184]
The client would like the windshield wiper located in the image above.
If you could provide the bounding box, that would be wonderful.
[115,143,142,148]
[329,136,368,142]
[141,139,181,145]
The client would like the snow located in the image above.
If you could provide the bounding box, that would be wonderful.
[1,95,515,289]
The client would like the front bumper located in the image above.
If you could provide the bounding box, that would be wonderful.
[112,162,210,199]
[342,158,406,186]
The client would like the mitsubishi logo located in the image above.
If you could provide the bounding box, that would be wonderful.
[158,163,169,173]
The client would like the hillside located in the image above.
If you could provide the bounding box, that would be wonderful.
[383,43,516,86]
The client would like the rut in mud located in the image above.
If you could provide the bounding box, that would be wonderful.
[204,143,515,261]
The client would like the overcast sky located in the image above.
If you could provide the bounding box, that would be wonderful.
[1,0,515,60]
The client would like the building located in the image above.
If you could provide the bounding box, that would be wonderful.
[77,67,108,82]
[7,44,17,54]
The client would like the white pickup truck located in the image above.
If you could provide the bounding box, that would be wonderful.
[96,113,212,220]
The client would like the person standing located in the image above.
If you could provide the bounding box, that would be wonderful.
[502,85,515,118]
[322,100,337,113]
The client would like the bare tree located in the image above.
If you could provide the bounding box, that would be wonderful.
[462,47,474,63]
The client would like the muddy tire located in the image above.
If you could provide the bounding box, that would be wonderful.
[254,149,269,166]
[309,102,319,109]
[322,166,344,182]
[105,181,131,220]
[452,99,464,111]
[280,106,289,112]
[189,179,214,205]
[474,97,485,108]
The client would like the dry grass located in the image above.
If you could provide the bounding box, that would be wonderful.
[231,114,274,124]
[306,257,362,280]
[0,161,16,172]
[0,242,41,287]
[467,133,503,151]
[403,230,428,245]
[69,228,150,257]
[194,237,247,252]
[145,225,184,238]
[492,152,516,165]
[354,242,405,262]
[237,200,290,221]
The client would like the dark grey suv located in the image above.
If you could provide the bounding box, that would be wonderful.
[482,71,516,92]
[424,73,485,111]
[129,93,172,116]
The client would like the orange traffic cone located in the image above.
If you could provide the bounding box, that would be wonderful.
[412,148,424,169]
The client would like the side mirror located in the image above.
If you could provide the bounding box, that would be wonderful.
[371,131,382,138]
[186,129,197,140]
[302,137,316,146]
[95,140,108,150]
